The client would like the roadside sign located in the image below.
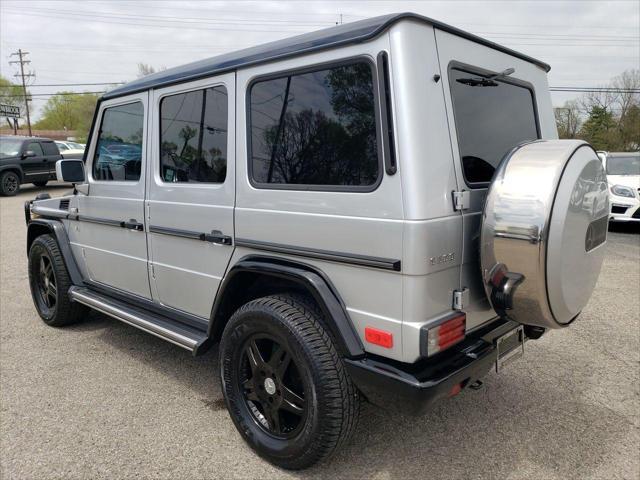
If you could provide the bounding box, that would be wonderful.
[0,104,20,118]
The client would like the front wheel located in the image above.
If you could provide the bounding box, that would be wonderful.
[28,234,88,326]
[219,294,360,470]
[0,171,20,196]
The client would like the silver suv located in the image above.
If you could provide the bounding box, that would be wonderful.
[24,13,609,469]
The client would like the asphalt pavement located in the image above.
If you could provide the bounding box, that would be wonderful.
[1,184,638,479]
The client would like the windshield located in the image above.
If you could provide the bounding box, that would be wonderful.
[0,139,23,158]
[606,156,640,175]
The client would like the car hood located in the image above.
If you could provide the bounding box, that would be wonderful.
[607,174,640,189]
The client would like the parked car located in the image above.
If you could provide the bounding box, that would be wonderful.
[24,13,609,469]
[600,151,640,222]
[55,140,85,151]
[0,136,61,195]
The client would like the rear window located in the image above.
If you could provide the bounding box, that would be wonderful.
[42,142,58,155]
[249,61,380,190]
[449,67,539,186]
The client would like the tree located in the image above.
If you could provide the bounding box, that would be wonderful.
[579,106,617,151]
[554,100,582,139]
[0,75,30,128]
[33,92,100,141]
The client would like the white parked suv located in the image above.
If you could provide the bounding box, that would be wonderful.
[24,13,609,469]
[600,152,640,222]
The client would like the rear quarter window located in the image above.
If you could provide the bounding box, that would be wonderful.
[448,66,540,186]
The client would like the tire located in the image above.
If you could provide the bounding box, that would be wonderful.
[0,171,20,196]
[33,181,48,188]
[28,234,88,326]
[219,294,360,470]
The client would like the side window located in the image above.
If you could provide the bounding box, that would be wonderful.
[27,142,44,156]
[448,67,539,186]
[93,102,144,182]
[42,142,58,155]
[249,61,380,189]
[160,86,227,183]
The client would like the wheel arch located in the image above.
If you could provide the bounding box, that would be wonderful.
[0,165,24,182]
[204,255,365,359]
[27,218,84,286]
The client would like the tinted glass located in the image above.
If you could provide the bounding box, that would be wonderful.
[27,142,44,156]
[160,86,227,183]
[250,62,379,187]
[93,102,144,181]
[42,141,59,155]
[56,142,69,151]
[606,156,640,175]
[449,68,539,185]
[0,139,23,157]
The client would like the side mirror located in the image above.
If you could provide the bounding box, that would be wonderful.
[22,150,36,159]
[56,159,85,184]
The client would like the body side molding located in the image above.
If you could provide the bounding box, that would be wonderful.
[235,238,401,272]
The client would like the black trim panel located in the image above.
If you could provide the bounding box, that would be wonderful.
[26,218,84,286]
[235,238,401,271]
[377,51,397,175]
[209,255,365,358]
[346,318,516,415]
[149,225,232,245]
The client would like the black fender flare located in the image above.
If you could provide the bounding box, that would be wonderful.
[207,255,365,359]
[0,164,24,182]
[26,218,84,286]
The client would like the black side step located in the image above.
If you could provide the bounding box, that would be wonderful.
[69,286,208,354]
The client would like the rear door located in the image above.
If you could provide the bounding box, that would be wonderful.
[146,73,235,319]
[40,140,62,180]
[20,141,49,182]
[435,30,543,330]
[71,93,151,299]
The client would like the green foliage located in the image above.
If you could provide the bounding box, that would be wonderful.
[33,92,100,141]
[579,106,618,151]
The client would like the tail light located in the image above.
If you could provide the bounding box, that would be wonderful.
[425,313,466,356]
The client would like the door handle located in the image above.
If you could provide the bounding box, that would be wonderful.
[203,230,232,245]
[121,219,144,231]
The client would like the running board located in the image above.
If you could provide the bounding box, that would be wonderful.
[68,286,208,354]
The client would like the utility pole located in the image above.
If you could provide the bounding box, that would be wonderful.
[9,49,34,136]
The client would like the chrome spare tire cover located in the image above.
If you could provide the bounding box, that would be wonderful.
[481,140,609,329]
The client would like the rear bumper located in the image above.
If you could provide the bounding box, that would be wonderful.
[345,319,522,415]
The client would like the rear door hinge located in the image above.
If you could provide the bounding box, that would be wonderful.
[453,288,469,310]
[452,190,470,211]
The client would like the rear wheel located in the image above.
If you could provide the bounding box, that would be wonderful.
[219,294,360,470]
[28,234,88,326]
[33,180,48,188]
[0,171,20,196]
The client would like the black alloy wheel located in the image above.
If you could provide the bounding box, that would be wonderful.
[1,171,20,196]
[28,234,88,326]
[220,294,360,470]
[239,334,308,438]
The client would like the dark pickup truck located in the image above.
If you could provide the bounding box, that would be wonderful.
[0,136,65,196]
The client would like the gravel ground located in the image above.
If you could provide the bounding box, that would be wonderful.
[1,184,639,480]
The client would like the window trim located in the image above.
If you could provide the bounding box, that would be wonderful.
[447,61,541,190]
[157,83,229,185]
[90,100,145,184]
[246,56,384,193]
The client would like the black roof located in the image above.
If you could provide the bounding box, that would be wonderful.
[103,12,551,100]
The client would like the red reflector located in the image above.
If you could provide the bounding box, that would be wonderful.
[448,382,462,397]
[365,327,393,348]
